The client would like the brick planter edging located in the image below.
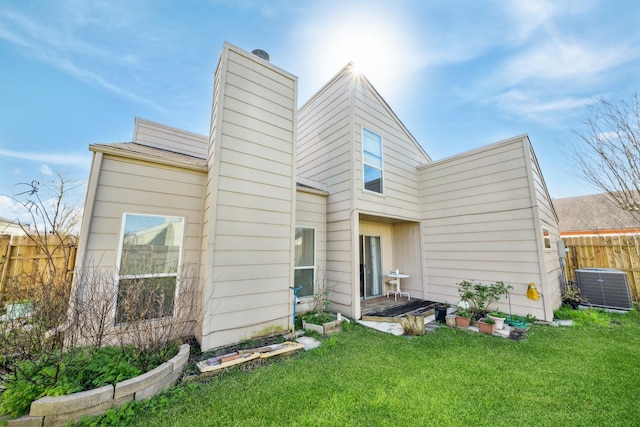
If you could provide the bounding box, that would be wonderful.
[9,344,190,427]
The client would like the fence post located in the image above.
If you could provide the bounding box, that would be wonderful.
[0,234,12,304]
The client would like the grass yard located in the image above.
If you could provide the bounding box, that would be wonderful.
[89,308,640,427]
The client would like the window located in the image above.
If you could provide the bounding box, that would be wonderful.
[362,128,383,194]
[543,227,551,249]
[116,214,184,323]
[294,227,315,297]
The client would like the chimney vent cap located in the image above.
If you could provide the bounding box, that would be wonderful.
[251,49,270,62]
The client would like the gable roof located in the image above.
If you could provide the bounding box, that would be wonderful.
[553,193,640,235]
[300,62,431,163]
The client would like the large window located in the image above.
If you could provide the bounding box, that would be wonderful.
[363,127,383,194]
[116,214,184,323]
[294,227,315,297]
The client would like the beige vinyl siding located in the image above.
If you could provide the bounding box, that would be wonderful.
[297,68,355,316]
[353,78,429,220]
[392,222,424,300]
[357,220,423,300]
[133,117,208,158]
[75,152,104,270]
[196,56,226,345]
[82,156,205,266]
[201,43,297,350]
[419,136,550,319]
[75,154,206,342]
[526,143,563,319]
[295,188,327,312]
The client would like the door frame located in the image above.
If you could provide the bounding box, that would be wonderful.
[360,234,383,299]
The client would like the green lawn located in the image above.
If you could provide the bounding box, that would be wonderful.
[90,309,640,427]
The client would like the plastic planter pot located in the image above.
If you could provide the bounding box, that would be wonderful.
[434,306,447,323]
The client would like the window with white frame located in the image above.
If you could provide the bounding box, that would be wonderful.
[115,213,184,323]
[294,227,315,297]
[542,227,551,249]
[362,127,383,194]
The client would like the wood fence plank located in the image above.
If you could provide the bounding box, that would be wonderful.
[0,234,78,305]
[563,234,640,301]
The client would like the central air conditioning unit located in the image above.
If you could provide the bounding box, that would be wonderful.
[575,268,633,310]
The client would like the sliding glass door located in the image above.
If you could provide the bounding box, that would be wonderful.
[360,235,382,299]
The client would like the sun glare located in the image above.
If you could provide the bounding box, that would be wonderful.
[297,5,426,104]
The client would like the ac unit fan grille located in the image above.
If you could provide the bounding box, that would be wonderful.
[575,268,633,310]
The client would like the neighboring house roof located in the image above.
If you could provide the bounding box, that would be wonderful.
[553,193,640,235]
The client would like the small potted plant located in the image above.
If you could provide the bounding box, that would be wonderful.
[445,313,457,328]
[478,317,496,335]
[457,280,513,319]
[487,311,507,330]
[301,279,343,335]
[302,312,342,335]
[455,308,473,328]
[434,304,448,323]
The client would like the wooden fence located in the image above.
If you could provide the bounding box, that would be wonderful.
[564,235,640,300]
[0,234,78,305]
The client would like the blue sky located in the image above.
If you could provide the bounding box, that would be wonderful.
[1,0,639,222]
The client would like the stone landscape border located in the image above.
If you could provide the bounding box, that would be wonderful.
[8,344,190,427]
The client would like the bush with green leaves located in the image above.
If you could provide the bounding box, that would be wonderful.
[0,343,177,418]
[457,280,513,316]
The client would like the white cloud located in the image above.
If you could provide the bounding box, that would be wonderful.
[490,89,594,122]
[0,194,84,233]
[40,165,53,176]
[495,39,635,89]
[454,1,640,123]
[0,8,165,112]
[0,195,30,224]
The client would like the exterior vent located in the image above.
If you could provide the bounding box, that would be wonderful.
[575,268,633,310]
[251,49,269,62]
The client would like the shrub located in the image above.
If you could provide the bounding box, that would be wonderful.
[457,280,513,316]
[0,344,177,418]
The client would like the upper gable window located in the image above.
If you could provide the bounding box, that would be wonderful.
[363,128,383,194]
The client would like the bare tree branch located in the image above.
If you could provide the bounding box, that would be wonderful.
[571,91,640,222]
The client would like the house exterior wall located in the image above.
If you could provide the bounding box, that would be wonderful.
[391,222,424,299]
[298,66,431,318]
[526,143,563,320]
[352,77,429,219]
[79,155,205,271]
[297,67,354,317]
[200,43,298,350]
[76,43,564,350]
[133,117,208,158]
[74,153,206,336]
[359,220,395,280]
[418,136,557,320]
[350,74,430,309]
[294,187,327,312]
